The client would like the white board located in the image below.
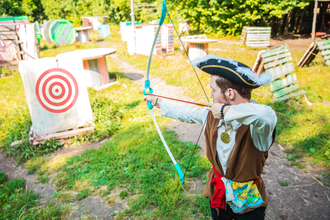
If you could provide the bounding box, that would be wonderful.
[19,57,93,136]
[17,23,39,60]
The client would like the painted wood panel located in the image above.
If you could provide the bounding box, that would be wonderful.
[261,45,289,58]
[97,57,110,85]
[268,62,295,81]
[88,59,102,88]
[270,74,297,92]
[272,84,299,98]
[264,56,292,69]
[263,52,291,63]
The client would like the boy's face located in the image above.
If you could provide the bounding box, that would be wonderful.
[210,75,228,103]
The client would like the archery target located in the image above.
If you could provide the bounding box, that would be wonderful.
[35,68,79,113]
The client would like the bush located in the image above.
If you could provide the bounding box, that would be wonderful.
[0,171,7,184]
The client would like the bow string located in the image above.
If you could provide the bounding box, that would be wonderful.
[143,0,210,185]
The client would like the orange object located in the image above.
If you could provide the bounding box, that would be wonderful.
[311,32,327,37]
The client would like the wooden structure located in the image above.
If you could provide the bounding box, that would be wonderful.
[82,16,108,31]
[0,23,39,61]
[19,57,94,139]
[98,24,110,38]
[0,16,29,24]
[127,24,163,56]
[241,27,271,47]
[75,26,92,43]
[312,0,330,42]
[316,40,330,65]
[55,48,116,89]
[297,42,319,67]
[161,24,174,53]
[181,35,217,61]
[43,19,76,46]
[120,21,142,42]
[259,45,304,101]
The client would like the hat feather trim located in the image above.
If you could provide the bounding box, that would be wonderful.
[192,54,272,86]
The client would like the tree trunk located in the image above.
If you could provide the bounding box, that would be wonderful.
[284,11,293,35]
[277,15,285,36]
[270,16,274,36]
[297,6,308,34]
[320,2,329,31]
[293,8,300,34]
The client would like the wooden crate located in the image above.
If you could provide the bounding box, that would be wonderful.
[241,27,271,47]
[316,40,330,66]
[260,45,304,101]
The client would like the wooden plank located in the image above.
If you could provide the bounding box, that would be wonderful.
[261,45,289,58]
[316,40,330,50]
[273,84,299,98]
[326,60,330,66]
[0,34,17,40]
[263,52,291,63]
[0,25,16,31]
[88,59,102,88]
[270,74,297,91]
[0,31,17,35]
[277,90,306,101]
[247,43,270,47]
[320,50,330,56]
[245,27,271,31]
[268,63,295,81]
[39,127,95,140]
[264,56,292,69]
[297,42,319,67]
[246,35,270,40]
[323,55,330,60]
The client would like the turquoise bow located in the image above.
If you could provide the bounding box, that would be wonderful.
[143,0,210,185]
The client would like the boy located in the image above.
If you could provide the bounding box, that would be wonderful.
[144,55,277,220]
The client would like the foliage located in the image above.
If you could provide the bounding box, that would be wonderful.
[0,172,8,185]
[0,178,70,219]
[0,67,17,78]
[0,0,47,22]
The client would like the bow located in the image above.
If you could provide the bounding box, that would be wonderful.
[143,0,210,185]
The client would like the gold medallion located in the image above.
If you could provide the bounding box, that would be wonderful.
[221,132,230,144]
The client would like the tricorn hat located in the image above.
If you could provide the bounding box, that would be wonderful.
[192,55,271,89]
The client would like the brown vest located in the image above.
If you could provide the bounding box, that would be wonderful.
[203,112,276,213]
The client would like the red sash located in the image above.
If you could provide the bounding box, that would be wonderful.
[210,166,260,209]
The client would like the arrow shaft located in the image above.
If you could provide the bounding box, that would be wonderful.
[141,92,207,107]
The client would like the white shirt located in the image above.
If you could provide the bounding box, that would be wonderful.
[160,100,277,175]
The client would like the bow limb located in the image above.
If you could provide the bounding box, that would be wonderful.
[144,0,185,184]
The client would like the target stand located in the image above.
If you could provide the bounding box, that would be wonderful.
[19,57,94,140]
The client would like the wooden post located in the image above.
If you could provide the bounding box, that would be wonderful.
[312,0,318,42]
[130,0,135,55]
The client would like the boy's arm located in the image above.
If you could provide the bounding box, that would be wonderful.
[225,102,277,151]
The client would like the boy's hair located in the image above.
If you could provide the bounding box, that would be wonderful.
[215,76,252,100]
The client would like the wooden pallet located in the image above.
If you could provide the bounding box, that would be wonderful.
[0,23,39,61]
[260,45,304,101]
[241,27,271,47]
[298,42,319,67]
[316,40,330,66]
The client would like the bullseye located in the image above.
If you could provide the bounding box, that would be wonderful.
[35,68,79,113]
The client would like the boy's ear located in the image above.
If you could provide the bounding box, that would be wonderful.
[226,88,235,100]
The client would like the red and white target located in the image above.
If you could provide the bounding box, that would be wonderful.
[35,68,79,113]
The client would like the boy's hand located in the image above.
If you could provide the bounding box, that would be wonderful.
[206,103,229,119]
[143,96,161,107]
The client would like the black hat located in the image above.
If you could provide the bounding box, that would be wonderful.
[192,55,271,89]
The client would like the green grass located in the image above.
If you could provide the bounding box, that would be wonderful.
[0,177,70,219]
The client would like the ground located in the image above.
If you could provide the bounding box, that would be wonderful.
[1,37,330,219]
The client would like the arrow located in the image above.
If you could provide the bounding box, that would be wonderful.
[140,92,207,107]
